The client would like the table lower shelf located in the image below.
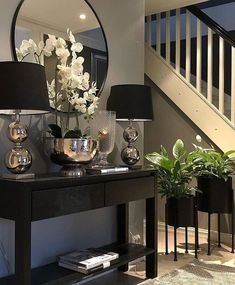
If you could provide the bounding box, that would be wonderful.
[78,270,146,285]
[0,243,154,285]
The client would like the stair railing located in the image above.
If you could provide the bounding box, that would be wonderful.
[146,5,235,125]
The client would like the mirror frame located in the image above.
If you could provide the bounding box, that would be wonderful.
[10,0,109,98]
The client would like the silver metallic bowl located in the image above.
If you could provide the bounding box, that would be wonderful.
[44,138,98,176]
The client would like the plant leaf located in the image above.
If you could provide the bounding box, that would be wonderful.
[48,124,62,138]
[160,145,168,157]
[223,150,235,157]
[173,139,185,159]
[145,153,163,166]
[64,129,82,138]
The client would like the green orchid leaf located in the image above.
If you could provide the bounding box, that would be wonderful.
[48,124,62,138]
[64,130,83,138]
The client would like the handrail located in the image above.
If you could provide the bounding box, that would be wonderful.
[186,5,235,48]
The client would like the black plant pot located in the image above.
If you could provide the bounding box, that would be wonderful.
[197,176,234,255]
[165,195,198,261]
[166,196,195,228]
[197,176,233,213]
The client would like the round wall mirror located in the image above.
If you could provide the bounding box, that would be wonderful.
[11,0,108,112]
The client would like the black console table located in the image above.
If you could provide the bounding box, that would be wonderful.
[0,169,157,285]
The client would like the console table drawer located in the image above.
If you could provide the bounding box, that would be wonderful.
[105,177,154,206]
[32,183,104,220]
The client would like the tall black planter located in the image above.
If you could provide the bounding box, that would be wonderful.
[197,176,233,213]
[197,176,234,255]
[165,196,198,261]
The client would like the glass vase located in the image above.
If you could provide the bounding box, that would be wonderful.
[91,110,116,167]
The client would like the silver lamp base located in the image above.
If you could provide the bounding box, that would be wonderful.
[121,120,140,166]
[121,145,140,166]
[1,173,35,180]
[4,113,33,177]
[5,146,32,174]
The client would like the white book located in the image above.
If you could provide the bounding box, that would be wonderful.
[59,249,119,270]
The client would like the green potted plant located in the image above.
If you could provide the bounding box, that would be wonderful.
[145,139,198,228]
[188,135,235,254]
[146,139,199,260]
[188,135,235,213]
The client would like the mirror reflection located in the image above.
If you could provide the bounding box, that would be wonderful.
[13,0,108,112]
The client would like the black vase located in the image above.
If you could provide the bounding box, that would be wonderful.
[197,176,233,213]
[166,196,195,228]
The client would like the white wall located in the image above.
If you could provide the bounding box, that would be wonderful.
[0,0,145,277]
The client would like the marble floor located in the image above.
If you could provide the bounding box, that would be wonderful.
[128,228,235,279]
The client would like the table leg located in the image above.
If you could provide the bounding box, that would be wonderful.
[208,213,211,255]
[146,195,158,278]
[218,213,221,247]
[165,204,168,255]
[117,203,129,272]
[232,197,234,253]
[194,202,198,259]
[15,189,31,285]
[185,227,188,253]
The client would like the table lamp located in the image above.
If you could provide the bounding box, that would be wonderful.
[0,61,50,179]
[107,84,153,167]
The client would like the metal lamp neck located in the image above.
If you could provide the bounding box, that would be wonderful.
[14,110,21,123]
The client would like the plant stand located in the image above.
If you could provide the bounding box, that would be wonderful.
[165,196,198,261]
[197,176,234,255]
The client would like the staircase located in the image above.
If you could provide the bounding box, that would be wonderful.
[145,4,235,151]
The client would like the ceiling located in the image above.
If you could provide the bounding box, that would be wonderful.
[18,0,99,33]
[18,0,210,32]
[145,0,209,15]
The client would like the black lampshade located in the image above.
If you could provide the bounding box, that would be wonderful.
[107,84,153,121]
[0,61,50,115]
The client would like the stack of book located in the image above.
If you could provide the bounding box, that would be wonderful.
[58,248,119,275]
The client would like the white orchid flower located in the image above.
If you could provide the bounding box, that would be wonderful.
[17,28,99,130]
[28,39,38,53]
[16,48,23,61]
[71,57,84,72]
[47,34,57,46]
[37,41,45,54]
[67,28,75,44]
[19,40,33,56]
[55,47,69,60]
[72,56,84,66]
[44,37,56,56]
[87,104,95,115]
[88,82,98,94]
[57,104,62,111]
[71,42,83,53]
[47,80,56,98]
[56,37,66,49]
[70,74,83,89]
[57,65,72,80]
[75,104,87,113]
[83,72,90,81]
